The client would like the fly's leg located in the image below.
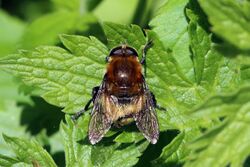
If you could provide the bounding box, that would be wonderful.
[140,40,153,64]
[150,91,166,111]
[91,86,100,101]
[105,56,109,63]
[71,86,100,121]
[141,40,153,77]
[71,99,92,121]
[156,104,167,111]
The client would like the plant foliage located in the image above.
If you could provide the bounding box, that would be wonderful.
[0,0,249,166]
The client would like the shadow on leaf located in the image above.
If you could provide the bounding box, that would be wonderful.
[18,96,64,136]
[52,151,65,167]
[135,130,179,167]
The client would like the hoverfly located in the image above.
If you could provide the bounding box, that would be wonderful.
[72,41,164,144]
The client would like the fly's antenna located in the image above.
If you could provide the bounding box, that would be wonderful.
[120,40,128,55]
[141,40,153,78]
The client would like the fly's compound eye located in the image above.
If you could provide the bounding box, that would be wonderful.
[125,47,138,56]
[109,46,138,57]
[110,47,123,56]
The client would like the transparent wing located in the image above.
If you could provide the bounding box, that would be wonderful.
[88,79,113,144]
[134,90,159,144]
[88,94,112,144]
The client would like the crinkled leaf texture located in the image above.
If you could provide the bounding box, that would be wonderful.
[0,35,108,114]
[185,86,250,167]
[0,154,19,167]
[61,116,148,167]
[1,134,56,167]
[150,0,194,80]
[199,0,250,50]
[148,0,243,165]
[0,22,245,167]
[0,1,249,166]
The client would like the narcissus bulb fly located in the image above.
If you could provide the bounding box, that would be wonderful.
[72,41,165,144]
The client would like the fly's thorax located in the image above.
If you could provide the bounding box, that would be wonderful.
[106,56,143,95]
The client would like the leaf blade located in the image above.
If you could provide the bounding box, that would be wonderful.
[3,134,57,167]
[199,0,250,50]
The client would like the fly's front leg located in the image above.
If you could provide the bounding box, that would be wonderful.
[105,56,110,63]
[141,40,153,77]
[150,91,166,111]
[91,86,99,102]
[71,86,100,121]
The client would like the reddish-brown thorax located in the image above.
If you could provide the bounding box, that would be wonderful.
[106,55,143,97]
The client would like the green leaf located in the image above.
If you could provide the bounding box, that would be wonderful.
[0,71,33,155]
[20,11,76,49]
[187,17,241,93]
[1,18,243,143]
[12,162,33,167]
[100,143,145,167]
[93,0,139,24]
[150,1,243,165]
[0,10,25,56]
[0,35,108,113]
[190,86,250,121]
[0,154,19,166]
[185,86,250,167]
[0,73,64,163]
[199,0,250,50]
[241,56,250,83]
[150,0,194,80]
[61,116,91,166]
[61,115,147,167]
[2,134,57,167]
[150,0,188,48]
[114,131,144,143]
[0,101,28,155]
[20,10,98,49]
[0,11,246,167]
[0,72,31,109]
[153,129,200,166]
[103,22,146,51]
[188,21,211,85]
[52,0,102,12]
